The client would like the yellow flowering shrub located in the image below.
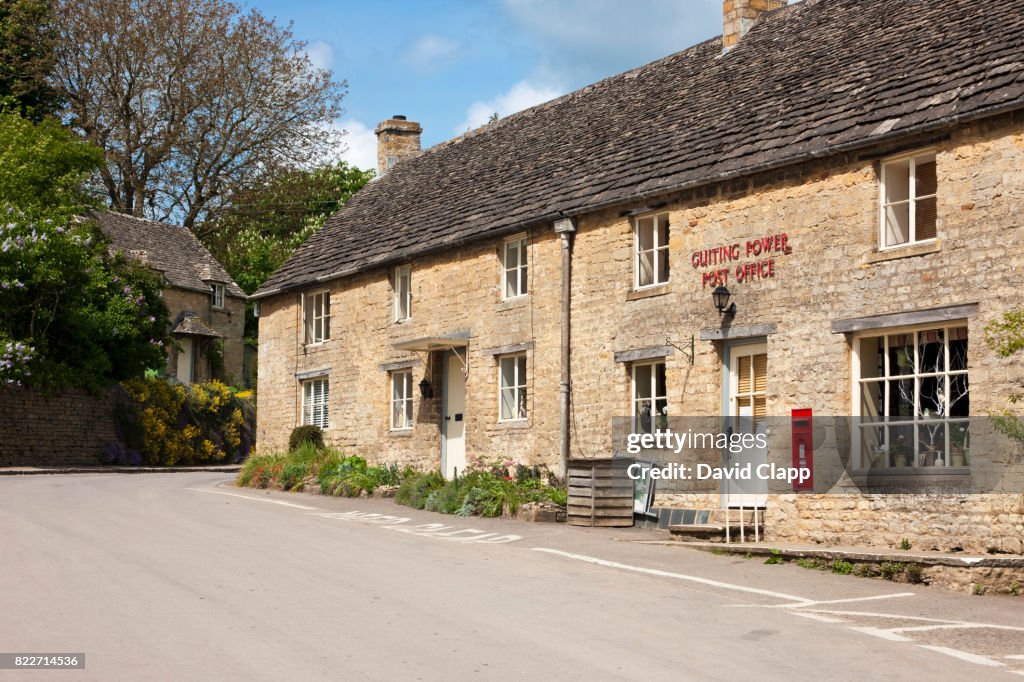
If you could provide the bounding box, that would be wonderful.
[105,378,256,466]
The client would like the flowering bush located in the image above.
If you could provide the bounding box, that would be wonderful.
[103,378,255,466]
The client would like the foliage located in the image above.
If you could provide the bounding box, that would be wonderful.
[984,310,1024,447]
[51,0,346,229]
[395,471,445,509]
[795,558,826,570]
[235,445,403,497]
[0,0,60,119]
[288,425,325,452]
[879,561,906,581]
[237,453,284,488]
[830,559,853,575]
[104,378,255,465]
[899,538,912,551]
[0,111,102,217]
[764,549,783,565]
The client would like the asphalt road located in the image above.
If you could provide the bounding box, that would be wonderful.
[1,473,1022,681]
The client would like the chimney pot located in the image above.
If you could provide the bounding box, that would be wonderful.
[374,116,423,176]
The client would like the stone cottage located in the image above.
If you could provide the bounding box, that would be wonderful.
[94,211,247,385]
[252,0,1024,552]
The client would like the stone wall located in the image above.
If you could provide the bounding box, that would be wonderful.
[0,387,115,467]
[257,228,563,469]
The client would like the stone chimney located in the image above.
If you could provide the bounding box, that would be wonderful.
[722,0,785,50]
[374,115,422,176]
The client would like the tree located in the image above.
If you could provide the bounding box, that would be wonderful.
[200,161,373,295]
[0,0,60,119]
[50,0,346,228]
[0,111,170,390]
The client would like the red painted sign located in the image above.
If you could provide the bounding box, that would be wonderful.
[691,232,792,288]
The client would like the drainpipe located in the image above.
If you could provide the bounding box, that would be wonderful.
[553,217,577,479]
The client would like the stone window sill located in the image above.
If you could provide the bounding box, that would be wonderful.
[497,295,529,311]
[495,420,530,430]
[627,284,671,301]
[388,429,413,438]
[866,240,941,264]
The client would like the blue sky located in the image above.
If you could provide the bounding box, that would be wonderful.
[245,0,727,171]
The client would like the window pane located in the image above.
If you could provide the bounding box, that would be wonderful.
[500,357,515,390]
[520,240,527,267]
[636,399,653,433]
[915,159,937,197]
[948,327,968,371]
[505,241,519,270]
[949,373,969,417]
[637,218,654,251]
[519,265,528,295]
[885,160,910,203]
[638,251,654,287]
[917,423,945,466]
[505,269,517,298]
[918,328,944,374]
[657,248,669,284]
[500,388,516,421]
[919,375,943,418]
[518,386,527,419]
[885,202,910,246]
[860,336,884,379]
[915,196,937,240]
[887,334,914,375]
[517,355,527,386]
[634,365,652,400]
[860,380,884,418]
[405,372,413,398]
[887,378,915,417]
[654,362,666,399]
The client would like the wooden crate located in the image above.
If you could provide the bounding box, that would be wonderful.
[567,458,635,527]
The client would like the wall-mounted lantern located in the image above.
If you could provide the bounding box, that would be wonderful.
[712,285,736,316]
[419,377,434,399]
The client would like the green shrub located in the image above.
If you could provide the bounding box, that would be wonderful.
[879,561,905,581]
[795,558,826,570]
[904,563,924,584]
[395,471,444,509]
[545,486,568,507]
[764,549,783,565]
[830,559,854,575]
[289,425,324,451]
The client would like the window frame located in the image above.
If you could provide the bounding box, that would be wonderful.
[301,377,330,429]
[497,352,528,422]
[394,265,412,322]
[632,360,668,434]
[390,369,414,431]
[851,321,969,469]
[879,150,937,250]
[501,234,529,300]
[211,282,225,309]
[633,213,670,290]
[302,290,331,345]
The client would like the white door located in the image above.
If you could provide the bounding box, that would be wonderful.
[726,343,768,507]
[443,353,466,479]
[176,338,194,384]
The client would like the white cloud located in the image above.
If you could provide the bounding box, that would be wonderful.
[336,119,378,172]
[456,80,564,134]
[401,34,461,72]
[305,41,334,71]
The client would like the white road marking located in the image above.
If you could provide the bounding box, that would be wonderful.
[187,488,318,510]
[809,610,1024,633]
[851,627,913,642]
[789,611,846,624]
[1005,656,1024,661]
[531,548,813,604]
[317,511,522,544]
[889,623,990,634]
[779,593,915,608]
[916,646,1005,668]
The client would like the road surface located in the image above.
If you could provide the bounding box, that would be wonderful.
[1,473,1022,681]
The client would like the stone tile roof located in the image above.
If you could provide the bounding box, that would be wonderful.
[171,312,222,337]
[255,0,1024,298]
[92,211,245,299]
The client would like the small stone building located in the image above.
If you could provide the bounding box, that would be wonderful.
[94,211,247,385]
[253,0,1024,552]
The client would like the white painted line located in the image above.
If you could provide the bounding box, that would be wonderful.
[1005,656,1024,661]
[889,624,989,634]
[789,611,846,624]
[850,627,913,642]
[810,610,1024,633]
[531,548,813,604]
[777,592,916,609]
[917,645,1005,668]
[187,488,318,510]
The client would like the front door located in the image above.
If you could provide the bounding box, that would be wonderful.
[176,337,194,384]
[442,352,466,479]
[726,343,768,508]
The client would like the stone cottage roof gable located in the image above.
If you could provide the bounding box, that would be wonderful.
[255,0,1024,298]
[93,211,246,299]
